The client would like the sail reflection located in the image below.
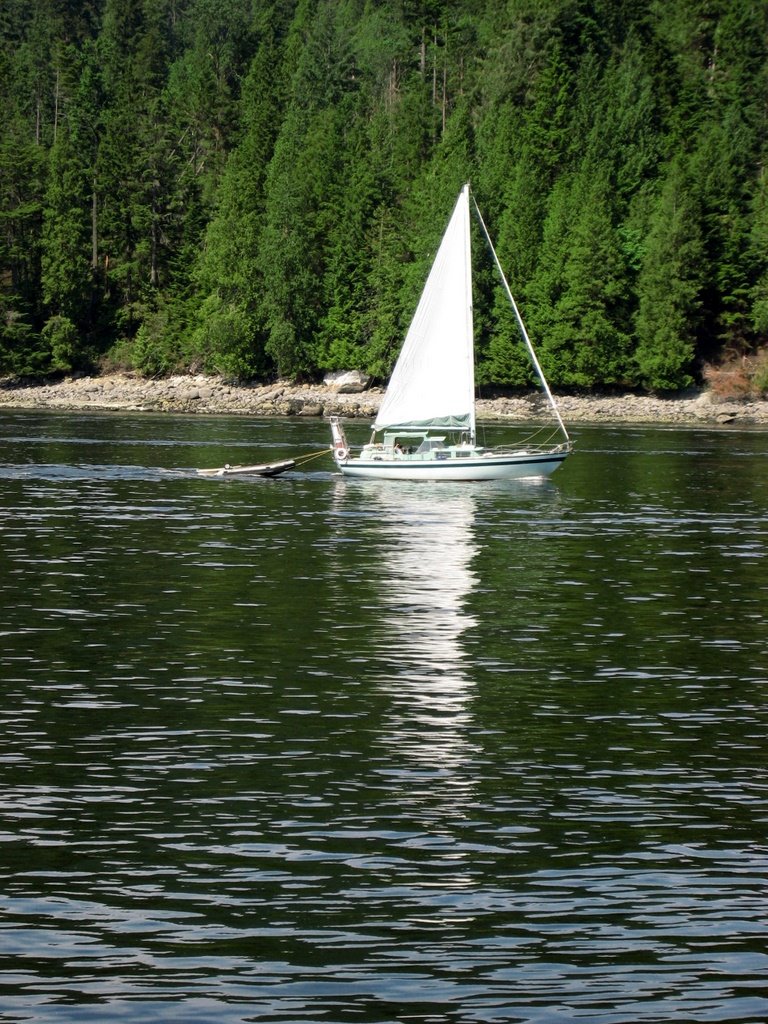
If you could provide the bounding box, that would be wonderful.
[359,482,481,778]
[372,486,478,672]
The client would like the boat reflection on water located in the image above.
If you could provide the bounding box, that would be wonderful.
[336,481,483,788]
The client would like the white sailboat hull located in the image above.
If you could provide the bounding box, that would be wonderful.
[336,448,569,481]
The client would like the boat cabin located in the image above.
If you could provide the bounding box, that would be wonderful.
[382,432,447,455]
[359,430,478,461]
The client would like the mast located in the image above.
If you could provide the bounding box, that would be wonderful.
[470,191,570,442]
[461,183,476,444]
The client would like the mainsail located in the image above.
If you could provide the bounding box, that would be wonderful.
[374,185,475,436]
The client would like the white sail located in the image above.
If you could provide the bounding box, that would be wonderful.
[375,184,474,435]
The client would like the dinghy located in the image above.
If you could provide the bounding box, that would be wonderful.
[197,459,295,478]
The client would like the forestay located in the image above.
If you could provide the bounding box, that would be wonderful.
[374,185,475,436]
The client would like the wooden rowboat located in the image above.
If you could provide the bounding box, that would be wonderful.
[197,459,295,478]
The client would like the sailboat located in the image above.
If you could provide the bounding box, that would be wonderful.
[329,184,572,481]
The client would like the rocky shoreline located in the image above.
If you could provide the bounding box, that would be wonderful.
[1,372,767,426]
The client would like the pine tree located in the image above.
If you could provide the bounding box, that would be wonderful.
[190,38,283,378]
[478,42,573,386]
[40,128,92,368]
[748,168,768,338]
[535,166,633,388]
[258,0,364,377]
[0,127,46,374]
[260,103,343,377]
[634,159,705,390]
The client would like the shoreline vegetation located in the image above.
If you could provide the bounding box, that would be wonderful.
[4,4,768,398]
[1,373,767,426]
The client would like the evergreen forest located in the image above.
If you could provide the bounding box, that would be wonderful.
[2,0,768,392]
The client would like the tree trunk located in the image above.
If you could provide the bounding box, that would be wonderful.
[91,185,98,272]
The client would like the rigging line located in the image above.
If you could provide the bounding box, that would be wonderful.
[294,448,334,466]
[469,190,571,443]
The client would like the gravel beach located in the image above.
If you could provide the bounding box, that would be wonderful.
[1,372,767,426]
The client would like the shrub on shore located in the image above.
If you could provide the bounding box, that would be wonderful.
[703,348,768,399]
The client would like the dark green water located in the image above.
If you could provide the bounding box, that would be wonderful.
[0,411,766,1023]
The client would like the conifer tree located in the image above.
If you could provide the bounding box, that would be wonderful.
[191,39,282,378]
[479,42,573,386]
[536,166,633,387]
[0,127,46,373]
[259,0,361,376]
[634,159,705,390]
[748,169,768,338]
[40,127,92,368]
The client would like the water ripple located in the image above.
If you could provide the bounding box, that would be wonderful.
[0,416,767,1021]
